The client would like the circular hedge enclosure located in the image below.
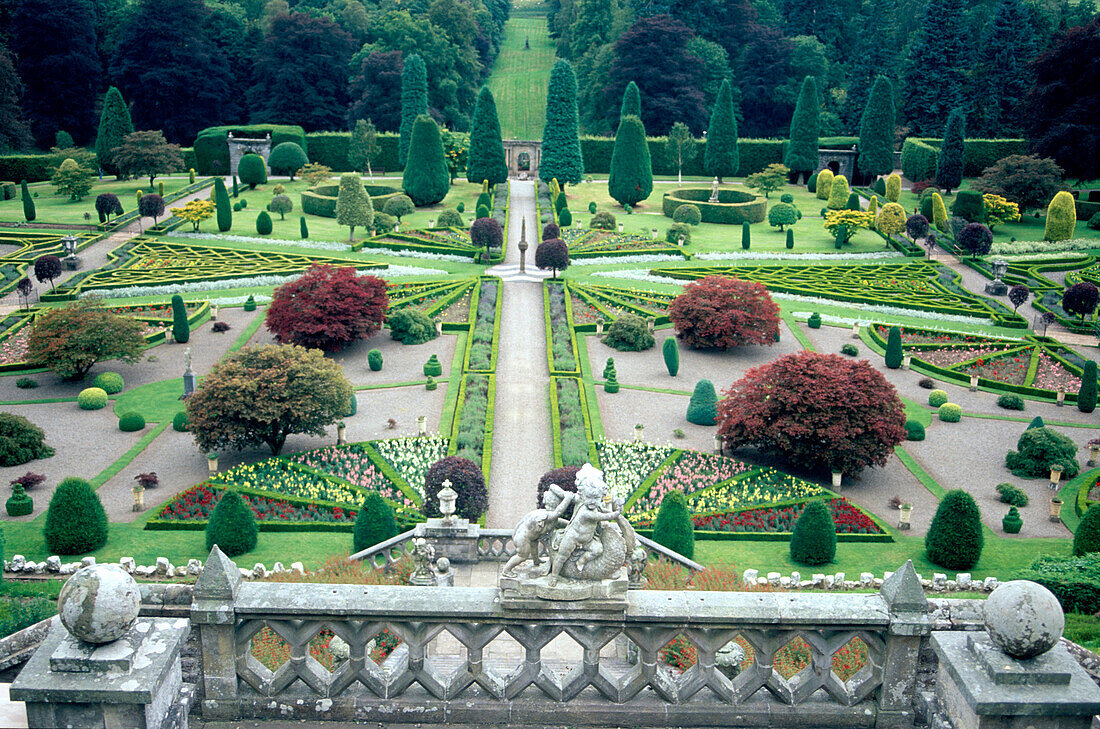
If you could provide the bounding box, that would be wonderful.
[663,188,766,225]
[300,183,402,218]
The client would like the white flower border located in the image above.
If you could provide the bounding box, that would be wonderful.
[168,231,476,263]
[694,250,905,262]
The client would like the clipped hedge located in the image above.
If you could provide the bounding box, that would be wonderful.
[1016,554,1100,614]
[662,188,766,224]
[300,182,401,218]
[305,132,401,173]
[578,137,835,177]
[900,138,1027,181]
[0,154,69,183]
[192,124,307,176]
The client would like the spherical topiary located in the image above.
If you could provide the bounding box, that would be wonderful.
[1073,505,1100,555]
[437,209,463,227]
[78,387,109,410]
[928,389,948,407]
[789,500,836,566]
[6,484,33,517]
[1002,506,1023,534]
[388,308,437,345]
[0,412,54,466]
[352,492,398,553]
[205,489,258,558]
[652,489,694,558]
[590,211,616,230]
[938,403,962,422]
[423,354,442,377]
[840,343,859,356]
[905,420,925,441]
[172,410,189,432]
[686,379,718,426]
[92,372,124,395]
[926,489,984,570]
[44,477,108,555]
[997,393,1025,410]
[423,456,488,521]
[118,412,145,432]
[368,349,383,371]
[256,211,273,235]
[237,153,267,189]
[673,203,702,226]
[602,314,654,352]
[1005,426,1079,479]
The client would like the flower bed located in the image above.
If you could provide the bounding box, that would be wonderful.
[545,281,578,373]
[562,229,681,257]
[681,468,828,515]
[874,325,1015,346]
[629,451,755,516]
[466,278,499,372]
[154,483,359,524]
[594,441,677,502]
[287,446,419,509]
[369,437,449,499]
[684,498,883,535]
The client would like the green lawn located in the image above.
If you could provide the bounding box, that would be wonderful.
[0,176,191,226]
[220,179,486,243]
[486,13,555,140]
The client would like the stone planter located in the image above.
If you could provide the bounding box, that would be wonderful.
[1089,443,1099,467]
[1057,389,1066,406]
[969,374,979,392]
[337,423,346,446]
[851,323,860,338]
[898,504,912,530]
[207,454,218,475]
[831,471,843,490]
[132,485,144,513]
[902,355,911,370]
[634,426,644,442]
[1050,497,1063,522]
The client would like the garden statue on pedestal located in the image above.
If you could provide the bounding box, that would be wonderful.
[708,177,720,203]
[499,463,634,609]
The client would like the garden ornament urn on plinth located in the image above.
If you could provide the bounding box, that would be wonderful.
[498,463,632,610]
[931,580,1100,729]
[10,564,193,729]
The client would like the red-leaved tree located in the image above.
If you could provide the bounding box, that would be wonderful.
[535,238,569,278]
[265,264,388,351]
[716,351,906,475]
[668,275,780,349]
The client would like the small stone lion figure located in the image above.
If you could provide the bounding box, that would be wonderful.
[502,484,575,577]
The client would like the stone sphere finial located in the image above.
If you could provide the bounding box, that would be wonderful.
[57,564,141,644]
[983,580,1064,659]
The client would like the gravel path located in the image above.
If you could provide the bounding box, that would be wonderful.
[486,180,550,528]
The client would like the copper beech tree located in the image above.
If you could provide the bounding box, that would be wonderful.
[185,344,353,456]
[265,264,388,351]
[668,275,780,349]
[716,351,906,475]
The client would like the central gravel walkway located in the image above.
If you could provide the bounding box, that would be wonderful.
[485,180,553,528]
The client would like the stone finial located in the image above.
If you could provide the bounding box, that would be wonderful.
[57,564,141,644]
[984,580,1065,659]
[880,560,928,613]
[194,545,242,600]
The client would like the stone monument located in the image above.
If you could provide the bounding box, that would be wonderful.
[499,463,633,610]
[11,564,193,729]
[931,580,1100,729]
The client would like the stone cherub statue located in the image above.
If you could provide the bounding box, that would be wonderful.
[502,484,575,577]
[547,465,623,585]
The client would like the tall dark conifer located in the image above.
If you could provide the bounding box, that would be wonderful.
[466,87,508,185]
[398,54,429,168]
[620,81,641,119]
[858,76,896,179]
[970,0,1036,136]
[0,44,31,152]
[95,87,134,177]
[900,0,968,135]
[935,109,966,194]
[845,0,899,126]
[608,116,653,207]
[705,79,739,182]
[785,76,819,181]
[540,60,585,186]
[12,0,101,146]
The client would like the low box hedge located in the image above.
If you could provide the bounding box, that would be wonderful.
[299,182,401,218]
[1015,554,1100,614]
[192,124,307,176]
[662,188,766,224]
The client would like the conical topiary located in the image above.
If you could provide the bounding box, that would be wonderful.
[5,484,33,517]
[1026,416,1045,430]
[926,489,984,569]
[171,294,189,344]
[652,489,694,558]
[789,500,836,565]
[663,337,679,376]
[1002,506,1022,534]
[1078,360,1097,413]
[604,368,620,393]
[243,294,256,312]
[603,357,615,380]
[44,477,108,555]
[686,379,718,425]
[885,326,902,369]
[423,354,442,377]
[205,489,257,558]
[352,492,398,553]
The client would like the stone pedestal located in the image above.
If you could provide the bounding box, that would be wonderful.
[414,518,480,563]
[183,369,196,397]
[499,566,628,611]
[984,280,1008,296]
[64,255,82,271]
[11,617,192,729]
[931,632,1100,729]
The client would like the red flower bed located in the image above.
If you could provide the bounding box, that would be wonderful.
[156,484,357,523]
[684,498,882,534]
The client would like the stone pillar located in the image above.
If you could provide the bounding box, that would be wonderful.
[931,580,1100,729]
[414,518,481,563]
[10,564,192,729]
[877,560,932,729]
[190,546,242,720]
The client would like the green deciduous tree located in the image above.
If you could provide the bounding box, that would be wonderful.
[858,76,896,179]
[466,87,508,185]
[186,344,353,456]
[608,116,653,207]
[348,119,381,179]
[51,159,94,201]
[666,122,696,186]
[114,130,183,189]
[785,76,820,180]
[336,174,374,240]
[95,87,133,177]
[398,54,428,168]
[26,299,145,380]
[705,79,739,182]
[935,109,966,194]
[747,163,789,199]
[402,115,450,206]
[789,500,836,566]
[541,60,585,187]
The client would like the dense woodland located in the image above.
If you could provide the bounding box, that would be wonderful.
[0,0,1098,178]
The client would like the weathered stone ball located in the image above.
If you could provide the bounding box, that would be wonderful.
[57,564,141,644]
[983,580,1064,659]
